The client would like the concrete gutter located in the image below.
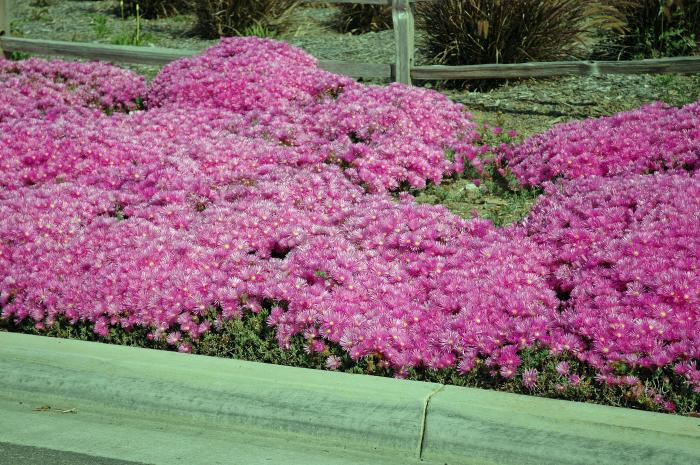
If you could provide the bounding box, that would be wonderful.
[0,332,698,465]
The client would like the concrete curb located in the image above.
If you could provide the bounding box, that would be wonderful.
[0,332,698,465]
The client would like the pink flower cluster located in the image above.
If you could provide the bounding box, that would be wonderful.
[300,84,482,190]
[523,173,700,392]
[0,57,145,122]
[148,37,350,111]
[499,102,700,186]
[0,110,557,376]
[148,37,481,191]
[1,38,699,401]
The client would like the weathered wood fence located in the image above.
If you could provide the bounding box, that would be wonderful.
[2,0,700,83]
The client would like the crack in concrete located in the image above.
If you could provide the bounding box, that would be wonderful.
[416,384,445,459]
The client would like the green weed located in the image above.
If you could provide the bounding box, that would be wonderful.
[92,15,112,39]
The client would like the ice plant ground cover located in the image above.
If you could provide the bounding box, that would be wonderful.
[0,38,698,414]
[0,58,145,123]
[497,101,700,186]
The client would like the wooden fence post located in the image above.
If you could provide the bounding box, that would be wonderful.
[0,0,10,57]
[392,0,414,85]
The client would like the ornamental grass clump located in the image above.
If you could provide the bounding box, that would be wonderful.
[498,101,700,186]
[118,0,192,19]
[0,58,145,122]
[597,0,700,58]
[192,0,299,38]
[331,5,393,34]
[417,0,595,87]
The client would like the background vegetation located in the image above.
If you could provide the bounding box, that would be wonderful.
[63,1,700,61]
[597,0,700,58]
[330,4,392,34]
[190,0,300,39]
[119,0,192,19]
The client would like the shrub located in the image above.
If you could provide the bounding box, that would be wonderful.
[192,0,299,39]
[417,0,596,66]
[598,0,700,58]
[331,5,392,34]
[118,0,192,19]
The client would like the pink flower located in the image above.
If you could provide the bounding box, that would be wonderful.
[325,355,342,370]
[555,361,570,376]
[661,401,677,412]
[522,368,538,389]
[166,332,182,346]
[0,57,145,123]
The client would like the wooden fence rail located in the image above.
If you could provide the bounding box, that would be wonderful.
[412,56,700,80]
[2,0,700,83]
[0,36,394,79]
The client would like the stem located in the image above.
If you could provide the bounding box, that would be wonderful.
[135,3,140,45]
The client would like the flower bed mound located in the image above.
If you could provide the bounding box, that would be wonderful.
[500,102,700,186]
[523,173,700,394]
[147,37,483,192]
[0,98,555,376]
[300,83,482,191]
[0,57,146,122]
[147,37,354,114]
[0,163,556,377]
[0,110,144,191]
